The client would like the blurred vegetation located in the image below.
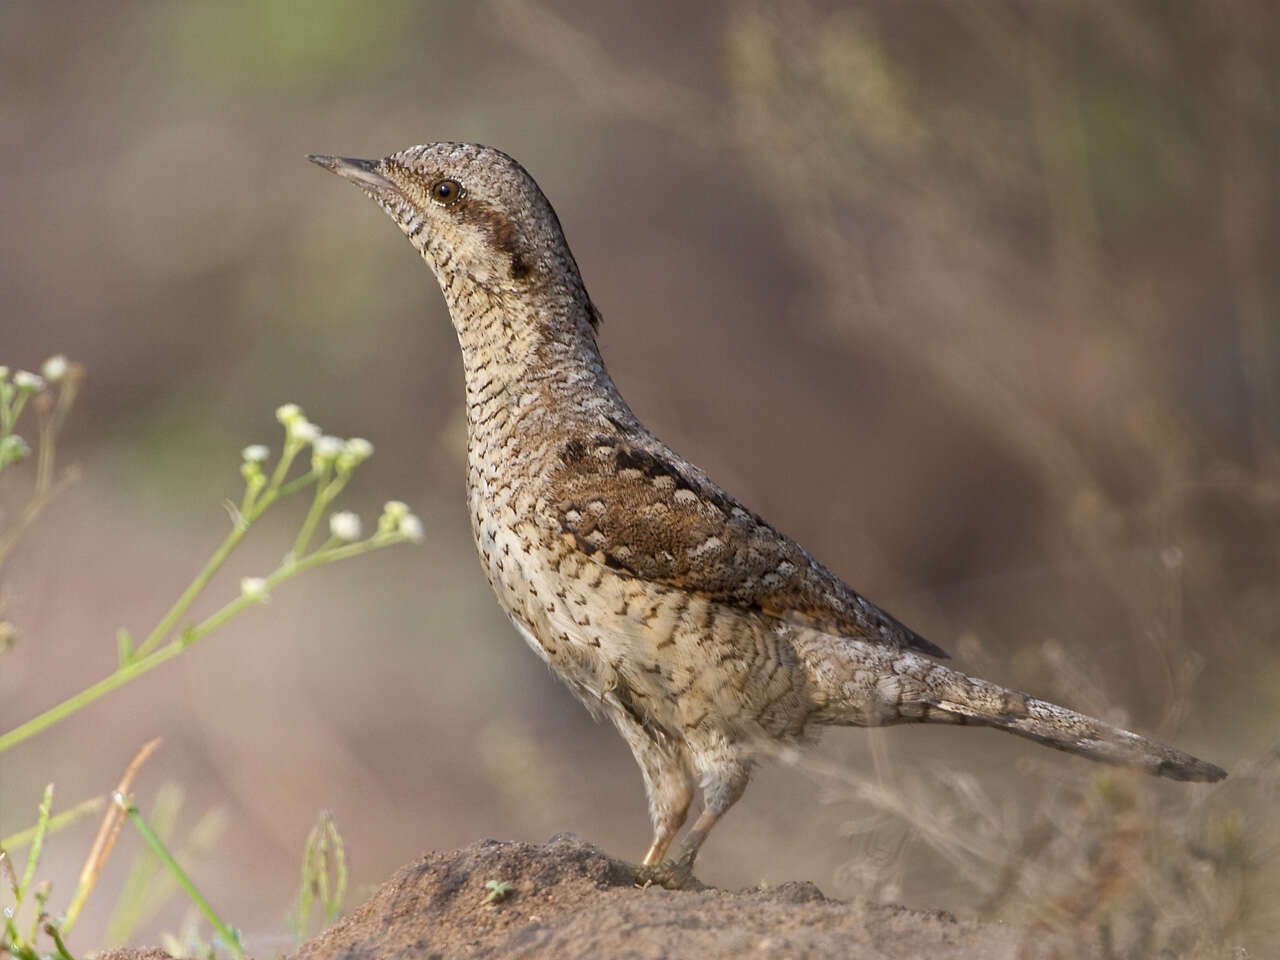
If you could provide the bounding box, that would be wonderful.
[1,0,1276,955]
[0,372,417,957]
[152,0,427,94]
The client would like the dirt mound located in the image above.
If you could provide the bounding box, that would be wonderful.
[96,835,1030,959]
[287,834,1020,960]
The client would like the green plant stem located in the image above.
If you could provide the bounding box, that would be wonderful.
[1,387,14,438]
[7,391,32,434]
[0,645,184,753]
[132,452,309,661]
[0,850,30,953]
[323,816,347,922]
[108,795,225,948]
[1,796,104,852]
[26,882,48,946]
[291,466,337,558]
[18,785,53,901]
[132,527,248,660]
[117,796,242,960]
[44,923,77,960]
[296,827,318,942]
[238,480,261,520]
[106,783,182,945]
[268,437,305,492]
[278,465,319,499]
[2,913,26,956]
[0,533,407,754]
[191,534,401,639]
[314,841,331,917]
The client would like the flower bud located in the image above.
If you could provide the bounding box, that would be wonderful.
[290,420,321,444]
[41,355,69,383]
[0,434,32,465]
[337,437,374,472]
[378,500,410,534]
[329,511,362,542]
[275,403,303,425]
[240,577,270,603]
[311,435,344,469]
[398,513,425,544]
[13,370,44,392]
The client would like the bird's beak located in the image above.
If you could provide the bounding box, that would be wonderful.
[307,154,400,197]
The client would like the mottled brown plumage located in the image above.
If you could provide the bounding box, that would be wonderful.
[309,142,1225,887]
[551,421,946,658]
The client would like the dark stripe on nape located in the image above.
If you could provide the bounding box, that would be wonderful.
[460,199,531,277]
[560,437,589,465]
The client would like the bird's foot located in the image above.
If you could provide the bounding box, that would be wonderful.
[633,854,702,890]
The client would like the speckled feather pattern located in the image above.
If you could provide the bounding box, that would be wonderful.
[311,142,1225,875]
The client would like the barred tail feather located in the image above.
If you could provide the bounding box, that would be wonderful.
[927,672,1226,783]
[803,640,1227,782]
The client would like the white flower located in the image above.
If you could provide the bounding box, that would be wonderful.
[329,511,362,542]
[398,513,425,544]
[275,403,303,425]
[345,437,373,459]
[336,437,374,472]
[41,355,68,383]
[312,435,344,462]
[241,444,270,463]
[290,419,321,444]
[13,370,44,392]
[345,437,374,460]
[0,434,31,463]
[239,577,269,603]
[377,500,409,534]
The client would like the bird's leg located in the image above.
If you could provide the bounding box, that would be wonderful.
[604,695,694,869]
[645,839,675,870]
[635,768,693,876]
[636,761,749,890]
[639,771,692,867]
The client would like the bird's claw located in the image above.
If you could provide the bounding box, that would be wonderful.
[633,856,700,890]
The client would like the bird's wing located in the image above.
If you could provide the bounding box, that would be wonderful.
[542,426,948,659]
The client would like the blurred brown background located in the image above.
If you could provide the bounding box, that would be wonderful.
[2,0,1277,953]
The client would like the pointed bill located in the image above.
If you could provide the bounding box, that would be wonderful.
[306,154,401,198]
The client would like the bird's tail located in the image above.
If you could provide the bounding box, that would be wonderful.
[809,644,1226,782]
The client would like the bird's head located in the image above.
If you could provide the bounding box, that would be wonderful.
[309,143,594,320]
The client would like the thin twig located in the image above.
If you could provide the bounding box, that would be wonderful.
[63,738,162,932]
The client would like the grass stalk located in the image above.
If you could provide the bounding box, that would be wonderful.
[0,796,104,853]
[17,785,53,902]
[0,530,407,754]
[116,794,242,959]
[133,437,309,661]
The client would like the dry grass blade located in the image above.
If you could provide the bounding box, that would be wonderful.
[63,737,163,931]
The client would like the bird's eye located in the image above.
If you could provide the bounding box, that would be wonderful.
[429,178,463,205]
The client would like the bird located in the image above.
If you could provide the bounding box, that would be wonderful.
[308,142,1226,887]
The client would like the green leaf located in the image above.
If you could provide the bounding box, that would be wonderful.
[116,628,135,668]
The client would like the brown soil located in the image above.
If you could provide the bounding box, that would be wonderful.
[102,835,1031,959]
